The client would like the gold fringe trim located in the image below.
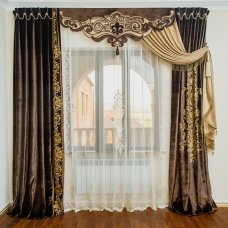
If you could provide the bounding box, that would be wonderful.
[204,123,216,152]
[202,51,217,154]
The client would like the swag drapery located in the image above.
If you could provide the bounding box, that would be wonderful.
[10,7,216,218]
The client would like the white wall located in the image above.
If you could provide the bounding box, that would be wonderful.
[0,6,14,212]
[6,9,14,206]
[207,11,228,204]
[0,5,9,212]
[0,7,228,210]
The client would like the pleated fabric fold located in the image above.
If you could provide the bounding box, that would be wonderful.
[9,8,64,218]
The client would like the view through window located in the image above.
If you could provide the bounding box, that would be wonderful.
[71,51,157,155]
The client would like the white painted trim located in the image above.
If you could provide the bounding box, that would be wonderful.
[0,204,11,215]
[1,0,228,10]
[217,204,228,207]
[215,200,228,207]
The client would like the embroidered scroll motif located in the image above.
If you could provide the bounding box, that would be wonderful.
[60,10,174,53]
[52,9,64,215]
[113,90,126,154]
[179,66,201,162]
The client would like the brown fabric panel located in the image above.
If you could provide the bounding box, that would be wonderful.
[169,70,184,206]
[60,8,172,22]
[9,8,54,218]
[169,8,217,215]
[175,8,209,52]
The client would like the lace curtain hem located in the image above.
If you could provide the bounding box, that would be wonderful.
[64,203,168,212]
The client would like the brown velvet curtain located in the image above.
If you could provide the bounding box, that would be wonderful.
[9,8,64,218]
[169,8,217,215]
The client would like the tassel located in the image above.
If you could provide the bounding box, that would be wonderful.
[116,47,119,55]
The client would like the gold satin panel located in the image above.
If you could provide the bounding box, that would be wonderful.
[203,52,217,153]
[143,21,209,65]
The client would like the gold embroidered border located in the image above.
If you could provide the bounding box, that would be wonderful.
[179,65,202,162]
[52,8,64,215]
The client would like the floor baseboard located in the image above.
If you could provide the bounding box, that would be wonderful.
[0,203,227,215]
[217,203,228,207]
[0,204,11,215]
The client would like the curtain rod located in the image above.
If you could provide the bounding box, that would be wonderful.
[14,7,209,21]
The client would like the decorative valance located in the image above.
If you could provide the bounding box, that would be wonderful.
[60,9,175,54]
[60,8,173,22]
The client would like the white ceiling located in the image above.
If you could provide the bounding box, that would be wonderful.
[1,0,228,10]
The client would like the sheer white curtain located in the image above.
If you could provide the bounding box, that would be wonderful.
[61,26,172,212]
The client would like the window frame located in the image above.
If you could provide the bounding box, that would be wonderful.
[73,49,161,157]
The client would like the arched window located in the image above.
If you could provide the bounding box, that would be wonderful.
[71,50,158,156]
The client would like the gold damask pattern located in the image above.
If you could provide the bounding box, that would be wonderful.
[52,8,64,215]
[179,65,201,162]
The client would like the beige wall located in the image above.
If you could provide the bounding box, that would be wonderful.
[207,11,228,204]
[0,5,9,212]
[7,10,14,206]
[1,9,228,209]
[0,6,14,211]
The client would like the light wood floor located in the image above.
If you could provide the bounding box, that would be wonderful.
[0,208,228,228]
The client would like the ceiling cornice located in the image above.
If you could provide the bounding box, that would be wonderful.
[1,0,228,10]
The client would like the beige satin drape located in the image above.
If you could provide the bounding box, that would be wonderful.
[143,20,216,153]
[203,52,217,152]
